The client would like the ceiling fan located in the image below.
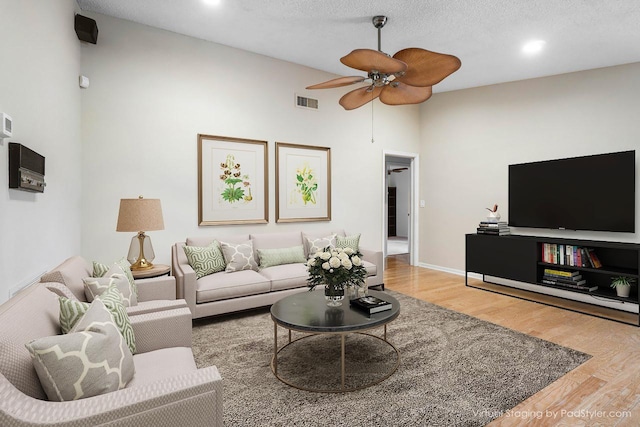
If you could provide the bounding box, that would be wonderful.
[388,167,409,175]
[306,15,461,110]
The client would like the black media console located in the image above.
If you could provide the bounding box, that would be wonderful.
[465,234,640,325]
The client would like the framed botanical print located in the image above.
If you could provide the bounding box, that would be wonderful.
[198,134,268,225]
[275,142,331,223]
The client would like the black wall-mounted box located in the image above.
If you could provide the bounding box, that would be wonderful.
[8,143,46,193]
[75,14,98,44]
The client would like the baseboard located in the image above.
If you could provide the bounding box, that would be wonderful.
[417,263,483,280]
[8,270,46,299]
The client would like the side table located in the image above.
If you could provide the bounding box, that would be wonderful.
[131,264,171,280]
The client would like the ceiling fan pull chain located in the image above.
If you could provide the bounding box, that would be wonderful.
[371,97,375,143]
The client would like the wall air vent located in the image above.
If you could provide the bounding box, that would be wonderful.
[295,95,319,110]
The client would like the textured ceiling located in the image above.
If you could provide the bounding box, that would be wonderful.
[76,0,640,93]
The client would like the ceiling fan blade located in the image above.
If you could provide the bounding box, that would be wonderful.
[393,48,461,87]
[379,82,433,106]
[341,49,408,74]
[339,85,384,110]
[306,76,366,90]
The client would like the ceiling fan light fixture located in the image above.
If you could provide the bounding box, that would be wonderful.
[307,15,461,110]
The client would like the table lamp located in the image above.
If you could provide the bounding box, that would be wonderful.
[116,196,164,270]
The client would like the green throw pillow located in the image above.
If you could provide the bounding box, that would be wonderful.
[183,241,226,279]
[59,284,136,354]
[336,234,361,252]
[92,261,110,278]
[93,258,137,297]
[258,245,307,268]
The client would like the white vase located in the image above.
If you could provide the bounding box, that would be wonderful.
[615,284,631,298]
[486,211,501,223]
[324,285,345,307]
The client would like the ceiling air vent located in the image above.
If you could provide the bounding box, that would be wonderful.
[296,94,318,110]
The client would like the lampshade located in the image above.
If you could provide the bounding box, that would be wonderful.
[116,197,164,232]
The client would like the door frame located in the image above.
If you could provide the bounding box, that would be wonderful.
[382,150,419,266]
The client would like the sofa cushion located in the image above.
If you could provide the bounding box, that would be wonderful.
[40,255,92,301]
[196,270,270,303]
[83,267,137,307]
[59,284,136,354]
[336,233,361,252]
[257,245,306,268]
[25,299,135,402]
[259,263,309,292]
[127,347,196,389]
[303,233,336,257]
[362,260,377,277]
[186,234,250,247]
[250,231,303,252]
[182,241,226,278]
[0,285,60,400]
[220,240,259,272]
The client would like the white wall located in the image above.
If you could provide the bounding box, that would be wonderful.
[0,0,82,303]
[79,13,422,265]
[419,63,640,272]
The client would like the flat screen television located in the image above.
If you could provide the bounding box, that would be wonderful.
[508,150,636,232]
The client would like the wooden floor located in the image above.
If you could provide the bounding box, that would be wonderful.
[384,255,640,426]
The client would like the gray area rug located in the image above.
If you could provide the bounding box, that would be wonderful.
[192,290,591,426]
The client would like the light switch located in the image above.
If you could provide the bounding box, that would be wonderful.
[420,200,426,208]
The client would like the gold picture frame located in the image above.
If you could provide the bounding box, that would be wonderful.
[275,142,331,223]
[198,134,268,225]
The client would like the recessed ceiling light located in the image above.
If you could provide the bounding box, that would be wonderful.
[203,0,222,6]
[522,40,546,55]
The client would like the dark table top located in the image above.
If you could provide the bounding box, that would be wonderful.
[271,289,400,333]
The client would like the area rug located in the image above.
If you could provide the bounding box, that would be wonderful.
[192,290,591,426]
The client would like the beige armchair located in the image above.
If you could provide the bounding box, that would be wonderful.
[0,283,223,426]
[41,255,188,316]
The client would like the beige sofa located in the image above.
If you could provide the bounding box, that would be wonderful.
[172,230,384,319]
[0,283,223,426]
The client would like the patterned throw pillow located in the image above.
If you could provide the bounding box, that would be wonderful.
[303,233,336,257]
[92,261,110,278]
[183,241,226,279]
[43,282,77,300]
[220,240,259,272]
[257,245,307,269]
[59,284,136,354]
[26,299,135,401]
[93,258,137,297]
[83,269,137,307]
[336,233,361,252]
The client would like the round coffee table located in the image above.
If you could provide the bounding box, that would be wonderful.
[270,289,400,392]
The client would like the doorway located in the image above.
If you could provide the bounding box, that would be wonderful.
[383,151,419,267]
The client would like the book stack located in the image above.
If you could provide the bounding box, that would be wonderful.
[541,244,602,268]
[542,268,597,291]
[350,295,392,314]
[477,221,510,236]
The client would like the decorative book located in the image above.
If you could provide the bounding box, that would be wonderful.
[350,295,392,314]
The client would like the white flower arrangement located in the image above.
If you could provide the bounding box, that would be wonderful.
[307,246,367,293]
